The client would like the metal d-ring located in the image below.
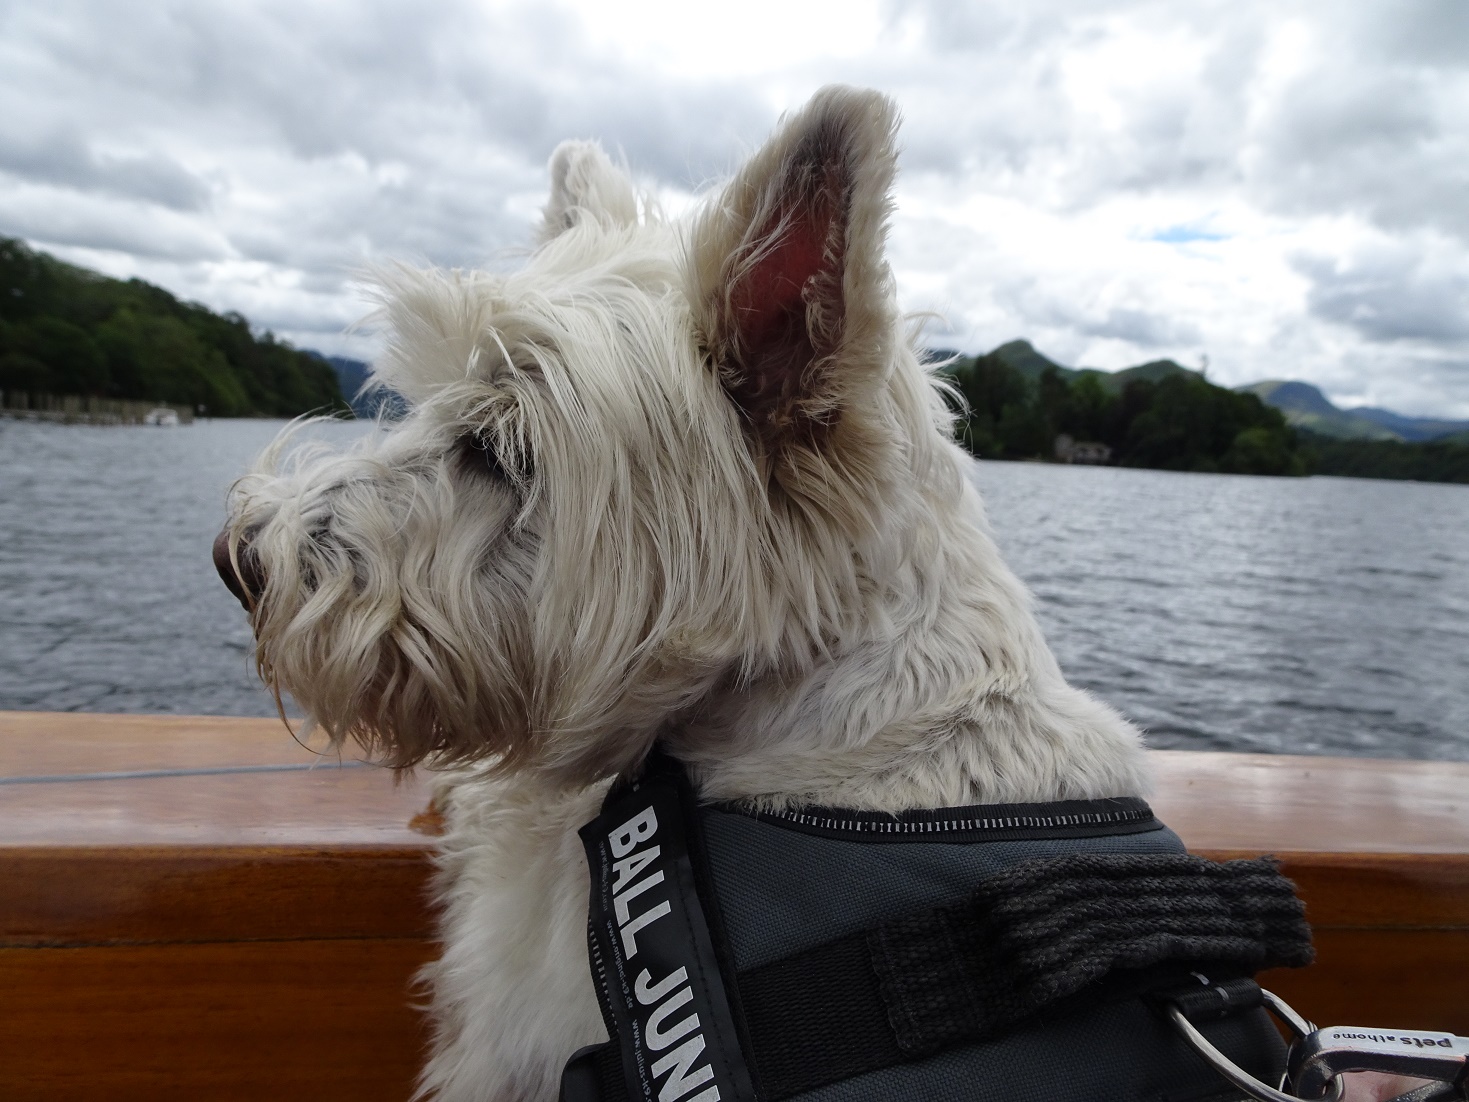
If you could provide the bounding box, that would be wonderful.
[1164,998,1347,1102]
[1261,988,1317,1043]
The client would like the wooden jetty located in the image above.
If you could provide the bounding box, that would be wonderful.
[1,711,1466,1101]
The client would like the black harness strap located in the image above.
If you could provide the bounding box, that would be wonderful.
[735,935,902,1098]
[736,852,1312,1098]
[578,753,760,1102]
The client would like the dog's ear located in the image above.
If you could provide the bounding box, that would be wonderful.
[539,141,638,243]
[688,86,899,452]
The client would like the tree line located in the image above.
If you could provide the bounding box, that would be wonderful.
[0,237,345,417]
[1302,434,1469,484]
[942,349,1304,476]
[940,347,1469,484]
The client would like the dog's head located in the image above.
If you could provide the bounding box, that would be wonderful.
[217,86,966,783]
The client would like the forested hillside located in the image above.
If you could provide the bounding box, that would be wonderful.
[943,345,1303,476]
[0,238,344,417]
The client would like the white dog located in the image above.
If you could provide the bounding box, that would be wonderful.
[216,87,1216,1102]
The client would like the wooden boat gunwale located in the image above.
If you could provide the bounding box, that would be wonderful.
[2,711,1466,1101]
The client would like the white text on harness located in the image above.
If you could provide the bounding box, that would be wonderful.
[608,807,721,1102]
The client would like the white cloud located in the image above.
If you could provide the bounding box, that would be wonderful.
[1,0,1465,414]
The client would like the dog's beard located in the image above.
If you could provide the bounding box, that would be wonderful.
[232,429,541,770]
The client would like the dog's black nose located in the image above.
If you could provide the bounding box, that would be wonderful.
[213,526,263,610]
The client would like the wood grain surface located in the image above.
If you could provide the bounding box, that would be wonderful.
[2,712,1467,1099]
[0,711,311,776]
[0,710,429,847]
[1151,748,1469,854]
[0,847,435,946]
[0,939,435,1102]
[1260,928,1469,1036]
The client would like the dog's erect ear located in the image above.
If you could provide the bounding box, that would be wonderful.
[539,141,638,243]
[688,86,899,451]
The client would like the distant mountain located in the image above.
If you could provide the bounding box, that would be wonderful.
[1240,380,1469,442]
[1109,359,1205,389]
[989,339,1077,381]
[1347,406,1469,443]
[317,355,407,420]
[1238,381,1392,440]
[985,339,1202,392]
[1245,380,1338,417]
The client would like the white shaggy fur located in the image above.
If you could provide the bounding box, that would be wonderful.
[223,86,1150,1101]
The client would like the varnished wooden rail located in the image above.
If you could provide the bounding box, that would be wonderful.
[1,712,1466,1101]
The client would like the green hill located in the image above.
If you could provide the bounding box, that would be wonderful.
[989,339,1078,382]
[940,341,1467,483]
[943,340,1301,475]
[0,237,345,417]
[1110,359,1204,389]
[988,340,1201,393]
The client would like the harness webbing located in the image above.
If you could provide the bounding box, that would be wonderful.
[735,853,1312,1098]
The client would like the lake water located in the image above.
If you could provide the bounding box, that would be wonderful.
[2,417,1466,760]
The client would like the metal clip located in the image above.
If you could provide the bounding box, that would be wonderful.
[1164,981,1469,1102]
[1163,985,1343,1102]
[1288,1025,1469,1101]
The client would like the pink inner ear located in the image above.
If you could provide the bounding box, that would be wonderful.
[730,201,837,354]
[718,153,850,442]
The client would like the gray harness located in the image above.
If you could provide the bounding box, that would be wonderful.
[561,752,1310,1102]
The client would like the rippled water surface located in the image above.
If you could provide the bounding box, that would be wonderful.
[1,417,1466,759]
[972,461,1469,760]
[0,418,373,717]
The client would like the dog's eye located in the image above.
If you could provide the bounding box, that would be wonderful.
[457,433,532,486]
[459,433,507,479]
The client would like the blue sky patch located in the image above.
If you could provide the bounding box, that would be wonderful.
[1152,225,1229,244]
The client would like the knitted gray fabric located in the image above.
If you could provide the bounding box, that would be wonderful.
[866,853,1312,1056]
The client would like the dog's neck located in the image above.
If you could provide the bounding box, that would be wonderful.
[666,463,1152,813]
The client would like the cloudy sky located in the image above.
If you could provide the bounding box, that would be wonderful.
[2,0,1466,415]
